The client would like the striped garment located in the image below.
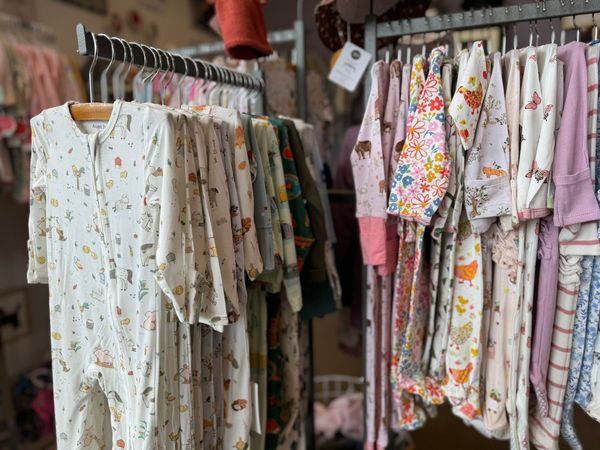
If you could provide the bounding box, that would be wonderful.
[530,43,600,450]
[560,44,600,450]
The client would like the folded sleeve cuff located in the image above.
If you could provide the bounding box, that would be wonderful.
[553,168,600,227]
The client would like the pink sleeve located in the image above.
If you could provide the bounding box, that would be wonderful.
[530,216,560,414]
[553,42,600,227]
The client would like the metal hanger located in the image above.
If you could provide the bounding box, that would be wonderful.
[396,37,402,64]
[189,58,203,104]
[574,14,580,42]
[87,32,99,102]
[529,21,534,47]
[111,38,126,100]
[69,31,113,121]
[131,42,147,102]
[501,24,507,55]
[513,22,518,50]
[534,20,540,46]
[174,55,189,107]
[593,13,598,42]
[120,40,134,100]
[142,46,161,102]
[157,49,170,104]
[164,52,176,101]
[97,33,115,103]
[550,19,556,44]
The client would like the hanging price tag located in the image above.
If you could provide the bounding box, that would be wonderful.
[328,41,372,92]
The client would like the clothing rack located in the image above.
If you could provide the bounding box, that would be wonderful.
[75,23,265,91]
[171,0,307,120]
[358,0,600,447]
[172,4,314,447]
[75,18,315,450]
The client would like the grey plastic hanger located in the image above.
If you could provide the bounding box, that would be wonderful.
[97,33,115,103]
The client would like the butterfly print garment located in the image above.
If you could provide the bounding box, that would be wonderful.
[530,42,600,450]
[387,47,449,225]
[463,52,511,234]
[516,44,558,221]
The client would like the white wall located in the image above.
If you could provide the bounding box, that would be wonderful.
[33,0,214,58]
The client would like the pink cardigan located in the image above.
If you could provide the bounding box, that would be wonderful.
[553,42,600,227]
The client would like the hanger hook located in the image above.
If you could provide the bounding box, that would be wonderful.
[157,49,170,104]
[157,50,169,87]
[550,19,555,44]
[121,39,134,87]
[150,47,162,83]
[141,45,156,83]
[573,14,580,42]
[144,46,160,84]
[88,31,99,103]
[174,54,188,103]
[131,42,147,70]
[97,33,115,73]
[593,12,598,41]
[112,37,127,100]
[97,33,114,102]
[529,21,534,47]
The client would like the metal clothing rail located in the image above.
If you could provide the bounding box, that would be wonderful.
[170,0,307,120]
[75,23,265,91]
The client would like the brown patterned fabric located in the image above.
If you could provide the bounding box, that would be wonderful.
[314,0,430,52]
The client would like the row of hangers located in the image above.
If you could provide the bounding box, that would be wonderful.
[70,30,264,122]
[380,11,600,65]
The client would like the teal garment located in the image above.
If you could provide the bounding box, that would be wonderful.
[298,281,336,321]
[280,119,328,284]
[242,114,275,271]
[268,117,315,272]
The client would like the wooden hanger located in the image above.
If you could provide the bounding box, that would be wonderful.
[69,103,113,121]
